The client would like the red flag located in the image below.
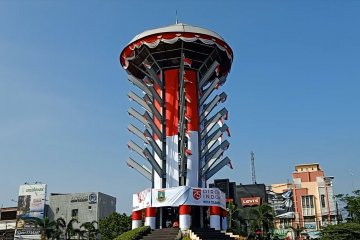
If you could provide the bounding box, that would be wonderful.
[184,76,193,84]
[142,60,151,69]
[218,117,223,127]
[184,57,192,67]
[144,132,152,141]
[226,128,231,137]
[185,149,192,156]
[228,161,233,169]
[215,65,220,76]
[126,163,134,168]
[143,78,153,87]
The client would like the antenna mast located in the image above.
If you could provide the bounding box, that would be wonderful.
[251,151,257,184]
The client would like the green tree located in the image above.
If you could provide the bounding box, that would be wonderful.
[336,190,360,223]
[320,222,360,240]
[227,202,246,235]
[99,212,131,240]
[80,221,99,240]
[319,190,360,240]
[247,204,274,236]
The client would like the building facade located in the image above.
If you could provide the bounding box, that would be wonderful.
[268,183,295,239]
[48,192,116,227]
[292,163,337,231]
[0,207,16,240]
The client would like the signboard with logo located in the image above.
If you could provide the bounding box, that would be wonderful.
[241,197,261,207]
[273,229,289,238]
[188,188,226,208]
[134,186,226,210]
[304,222,317,230]
[70,193,98,204]
[15,183,47,239]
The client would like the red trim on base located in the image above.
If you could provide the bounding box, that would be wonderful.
[179,205,191,215]
[145,207,157,217]
[221,209,228,217]
[210,206,221,215]
[132,210,142,220]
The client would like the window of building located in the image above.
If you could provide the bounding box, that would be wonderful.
[56,207,59,214]
[88,206,92,210]
[71,209,78,218]
[302,195,314,208]
[321,194,326,208]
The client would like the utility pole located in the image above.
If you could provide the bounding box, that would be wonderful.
[251,151,257,184]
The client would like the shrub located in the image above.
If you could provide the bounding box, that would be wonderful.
[114,226,151,240]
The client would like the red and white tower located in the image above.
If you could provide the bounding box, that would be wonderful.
[121,23,233,230]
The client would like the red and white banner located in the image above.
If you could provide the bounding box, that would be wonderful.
[132,188,152,211]
[134,186,226,211]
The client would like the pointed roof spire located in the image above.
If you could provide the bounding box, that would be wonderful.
[176,10,179,24]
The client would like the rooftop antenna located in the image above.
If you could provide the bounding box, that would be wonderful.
[251,151,257,184]
[176,10,179,24]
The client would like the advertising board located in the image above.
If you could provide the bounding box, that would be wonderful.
[15,184,47,239]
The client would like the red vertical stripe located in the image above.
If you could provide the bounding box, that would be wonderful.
[164,69,179,136]
[154,84,162,140]
[184,70,199,131]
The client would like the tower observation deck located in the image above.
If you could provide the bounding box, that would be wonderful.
[120,23,234,230]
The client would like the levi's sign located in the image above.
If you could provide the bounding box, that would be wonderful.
[241,197,261,206]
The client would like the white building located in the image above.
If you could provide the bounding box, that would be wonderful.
[48,192,116,227]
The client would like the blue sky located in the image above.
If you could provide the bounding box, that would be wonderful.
[0,1,359,214]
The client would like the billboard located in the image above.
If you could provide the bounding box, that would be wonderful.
[15,184,47,239]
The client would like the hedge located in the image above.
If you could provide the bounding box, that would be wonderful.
[114,226,151,240]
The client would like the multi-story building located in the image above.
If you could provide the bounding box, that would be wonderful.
[48,192,116,227]
[210,179,268,234]
[0,206,17,240]
[268,183,295,239]
[292,163,337,231]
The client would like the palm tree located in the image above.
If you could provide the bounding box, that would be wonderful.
[65,218,80,240]
[227,202,246,234]
[247,204,274,236]
[52,217,66,240]
[74,228,85,240]
[80,221,99,240]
